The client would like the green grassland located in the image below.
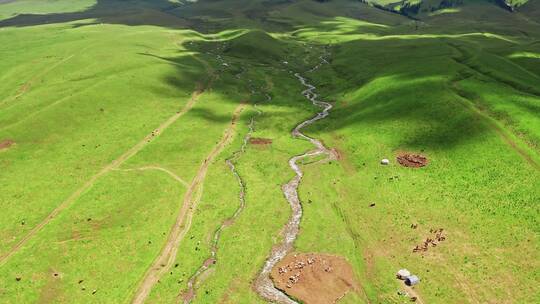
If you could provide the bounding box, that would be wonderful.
[0,0,538,303]
[0,0,96,21]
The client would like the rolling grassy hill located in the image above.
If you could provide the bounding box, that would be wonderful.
[0,0,538,303]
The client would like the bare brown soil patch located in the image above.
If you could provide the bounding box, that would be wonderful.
[222,218,235,227]
[397,153,428,168]
[271,253,358,304]
[181,288,195,304]
[0,139,15,151]
[249,137,272,145]
[330,133,356,174]
[37,269,63,303]
[333,148,346,162]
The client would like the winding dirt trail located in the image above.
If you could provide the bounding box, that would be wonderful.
[404,286,425,304]
[131,103,246,304]
[254,53,337,304]
[115,166,189,188]
[180,107,260,304]
[0,88,204,267]
[179,78,271,303]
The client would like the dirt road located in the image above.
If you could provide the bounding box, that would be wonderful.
[0,88,204,267]
[180,108,259,303]
[179,75,271,303]
[131,103,246,304]
[115,166,189,188]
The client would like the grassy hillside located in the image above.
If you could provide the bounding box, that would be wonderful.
[0,0,96,20]
[0,0,538,303]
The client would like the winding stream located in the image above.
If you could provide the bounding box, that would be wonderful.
[180,67,268,303]
[254,53,336,304]
[180,113,257,304]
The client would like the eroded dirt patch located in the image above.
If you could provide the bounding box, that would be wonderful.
[249,137,272,145]
[270,253,358,304]
[397,153,428,168]
[0,139,15,151]
[37,269,63,303]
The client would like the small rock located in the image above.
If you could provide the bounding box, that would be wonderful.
[381,159,390,165]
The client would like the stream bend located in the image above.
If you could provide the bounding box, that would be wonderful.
[254,54,336,304]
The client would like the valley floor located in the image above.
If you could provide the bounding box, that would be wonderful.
[0,0,538,303]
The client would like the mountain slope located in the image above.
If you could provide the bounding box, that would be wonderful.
[364,0,531,15]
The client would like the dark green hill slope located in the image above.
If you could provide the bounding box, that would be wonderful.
[224,30,289,63]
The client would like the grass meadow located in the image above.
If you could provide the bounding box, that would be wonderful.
[0,0,538,303]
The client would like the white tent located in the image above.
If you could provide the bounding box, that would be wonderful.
[405,275,420,286]
[396,269,411,280]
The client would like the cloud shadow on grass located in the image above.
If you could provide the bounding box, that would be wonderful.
[1,0,538,154]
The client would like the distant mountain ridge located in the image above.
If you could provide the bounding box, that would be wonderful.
[361,0,530,15]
